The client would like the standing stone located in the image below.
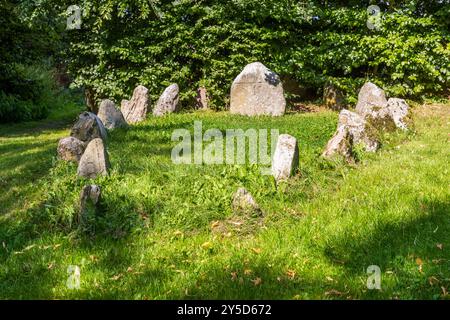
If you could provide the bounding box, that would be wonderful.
[79,185,101,223]
[323,84,345,111]
[232,187,262,216]
[230,62,286,116]
[196,87,209,110]
[153,84,179,116]
[57,136,85,162]
[77,138,110,178]
[121,85,149,124]
[355,82,388,117]
[70,111,107,143]
[271,134,299,182]
[97,99,128,130]
[378,98,410,130]
[57,137,85,162]
[322,109,379,160]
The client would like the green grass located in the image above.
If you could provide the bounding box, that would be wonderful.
[0,101,449,300]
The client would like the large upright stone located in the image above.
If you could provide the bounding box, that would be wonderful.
[121,85,149,124]
[153,84,179,116]
[377,98,410,130]
[97,99,128,130]
[196,87,209,110]
[57,136,85,163]
[230,62,286,116]
[77,138,110,179]
[271,134,299,182]
[355,82,388,117]
[70,112,107,143]
[322,109,379,160]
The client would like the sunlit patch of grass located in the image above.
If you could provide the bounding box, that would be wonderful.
[0,101,448,299]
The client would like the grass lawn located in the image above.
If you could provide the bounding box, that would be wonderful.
[0,101,449,300]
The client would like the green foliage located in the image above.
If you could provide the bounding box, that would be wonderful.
[0,65,57,123]
[0,0,67,122]
[47,0,449,109]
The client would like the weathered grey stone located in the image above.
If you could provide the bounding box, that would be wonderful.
[323,84,345,111]
[70,111,107,143]
[57,136,85,162]
[322,109,379,160]
[232,187,262,216]
[77,138,110,179]
[230,62,286,116]
[79,184,101,223]
[196,87,209,110]
[121,85,149,124]
[97,99,128,130]
[355,82,388,117]
[153,84,179,116]
[377,98,410,130]
[271,134,299,182]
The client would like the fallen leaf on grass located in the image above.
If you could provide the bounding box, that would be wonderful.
[173,230,183,237]
[251,248,262,254]
[24,244,36,251]
[201,242,213,250]
[442,287,448,296]
[211,221,220,229]
[251,277,262,286]
[428,276,439,286]
[415,258,424,273]
[126,267,133,273]
[244,269,252,276]
[325,289,344,296]
[230,272,238,281]
[286,270,296,280]
[110,274,123,281]
[436,243,443,250]
[47,262,54,270]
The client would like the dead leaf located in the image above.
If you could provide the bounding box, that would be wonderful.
[437,243,443,250]
[211,221,220,229]
[126,267,133,273]
[173,230,183,237]
[326,276,334,282]
[251,277,262,286]
[110,274,123,281]
[286,270,296,280]
[416,257,424,273]
[53,244,61,250]
[244,269,252,276]
[251,248,262,254]
[442,287,448,296]
[47,262,54,270]
[90,255,98,262]
[230,272,238,281]
[201,241,213,250]
[325,289,344,296]
[428,276,439,286]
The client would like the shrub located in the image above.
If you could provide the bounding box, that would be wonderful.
[0,65,56,123]
[22,1,450,109]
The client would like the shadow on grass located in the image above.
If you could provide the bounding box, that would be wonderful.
[322,197,450,298]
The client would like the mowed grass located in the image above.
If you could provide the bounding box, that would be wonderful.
[0,101,448,300]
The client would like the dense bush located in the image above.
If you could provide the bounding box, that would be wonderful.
[0,0,66,123]
[12,1,450,110]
